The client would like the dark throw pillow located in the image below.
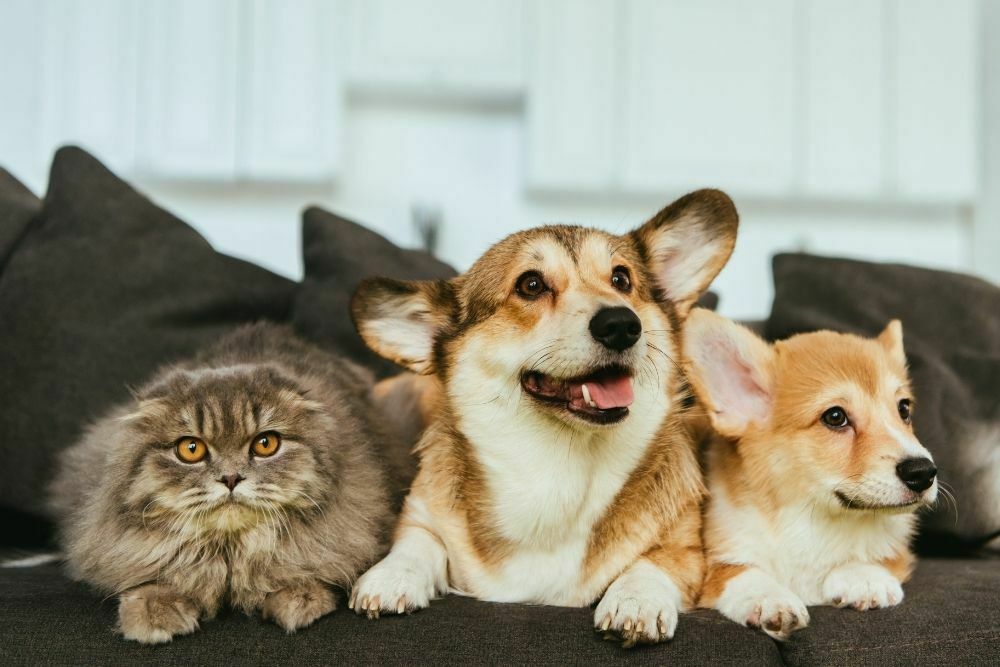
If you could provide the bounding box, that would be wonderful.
[0,147,296,543]
[766,253,1000,552]
[0,167,40,268]
[293,207,457,378]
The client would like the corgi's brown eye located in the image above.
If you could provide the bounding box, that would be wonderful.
[176,437,208,463]
[252,432,281,457]
[821,407,849,429]
[611,266,632,293]
[898,399,912,424]
[516,271,547,299]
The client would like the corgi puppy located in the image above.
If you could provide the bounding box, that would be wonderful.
[683,310,937,640]
[348,190,739,646]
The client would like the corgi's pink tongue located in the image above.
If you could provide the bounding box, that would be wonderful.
[574,376,634,409]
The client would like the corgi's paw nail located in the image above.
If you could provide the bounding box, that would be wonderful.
[350,557,436,619]
[823,564,904,612]
[593,566,681,646]
[721,591,809,641]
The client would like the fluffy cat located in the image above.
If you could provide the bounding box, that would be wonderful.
[49,323,397,643]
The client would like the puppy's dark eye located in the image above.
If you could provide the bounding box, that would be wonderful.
[821,407,850,430]
[515,271,547,299]
[898,398,912,424]
[611,266,632,293]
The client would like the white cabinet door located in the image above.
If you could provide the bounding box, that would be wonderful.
[345,0,525,98]
[38,0,140,176]
[137,0,240,179]
[0,0,46,184]
[620,0,797,195]
[525,0,618,191]
[892,0,979,201]
[802,0,885,197]
[241,0,340,181]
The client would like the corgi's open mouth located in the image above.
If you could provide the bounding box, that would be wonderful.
[521,365,634,425]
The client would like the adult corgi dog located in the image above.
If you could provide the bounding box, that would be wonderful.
[349,190,738,646]
[683,310,937,640]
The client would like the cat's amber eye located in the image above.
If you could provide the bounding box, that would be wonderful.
[251,431,281,458]
[175,437,208,463]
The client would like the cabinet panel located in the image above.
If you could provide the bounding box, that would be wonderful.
[38,0,139,175]
[0,0,46,181]
[525,0,618,190]
[803,0,884,196]
[346,0,524,97]
[621,0,797,195]
[892,0,979,200]
[242,0,340,180]
[137,0,240,179]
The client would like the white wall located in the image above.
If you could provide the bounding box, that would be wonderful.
[1,0,994,320]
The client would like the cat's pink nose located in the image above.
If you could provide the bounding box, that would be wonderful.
[219,474,245,492]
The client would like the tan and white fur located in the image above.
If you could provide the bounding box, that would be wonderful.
[349,190,739,646]
[684,310,938,640]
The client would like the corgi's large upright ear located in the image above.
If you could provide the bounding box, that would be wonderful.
[351,277,457,375]
[631,189,738,316]
[683,308,774,439]
[877,319,907,368]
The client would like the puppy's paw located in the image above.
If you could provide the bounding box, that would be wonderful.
[594,561,682,648]
[118,584,200,644]
[262,581,336,632]
[823,563,903,611]
[716,571,809,641]
[349,556,436,619]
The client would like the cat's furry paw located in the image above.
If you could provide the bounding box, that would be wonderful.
[118,584,200,644]
[823,563,903,611]
[261,581,336,632]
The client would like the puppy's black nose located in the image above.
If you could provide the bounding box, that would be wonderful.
[896,458,936,492]
[219,474,245,492]
[589,307,642,351]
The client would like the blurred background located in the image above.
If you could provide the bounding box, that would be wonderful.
[1,0,996,319]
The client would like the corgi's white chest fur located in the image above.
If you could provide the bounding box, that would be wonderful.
[449,372,667,605]
[710,485,914,605]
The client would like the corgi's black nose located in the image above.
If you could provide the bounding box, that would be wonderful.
[896,458,936,492]
[590,307,642,351]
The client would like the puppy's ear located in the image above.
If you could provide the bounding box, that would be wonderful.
[351,277,457,375]
[683,308,773,438]
[631,189,738,316]
[877,319,906,368]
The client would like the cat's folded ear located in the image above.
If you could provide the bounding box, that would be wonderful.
[351,277,457,375]
[683,308,773,439]
[631,189,738,316]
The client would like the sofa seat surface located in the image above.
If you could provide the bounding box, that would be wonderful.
[2,556,997,665]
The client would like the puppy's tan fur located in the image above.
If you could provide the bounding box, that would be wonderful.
[684,311,936,640]
[350,190,738,646]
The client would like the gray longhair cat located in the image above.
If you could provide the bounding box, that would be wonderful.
[49,323,401,643]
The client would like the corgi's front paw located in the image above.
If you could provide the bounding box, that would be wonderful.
[349,555,436,619]
[823,563,903,611]
[594,561,682,648]
[716,570,809,640]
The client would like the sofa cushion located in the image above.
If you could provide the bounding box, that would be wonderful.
[767,254,1000,550]
[0,556,781,665]
[0,147,295,544]
[778,557,1000,666]
[0,168,39,267]
[293,207,457,378]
